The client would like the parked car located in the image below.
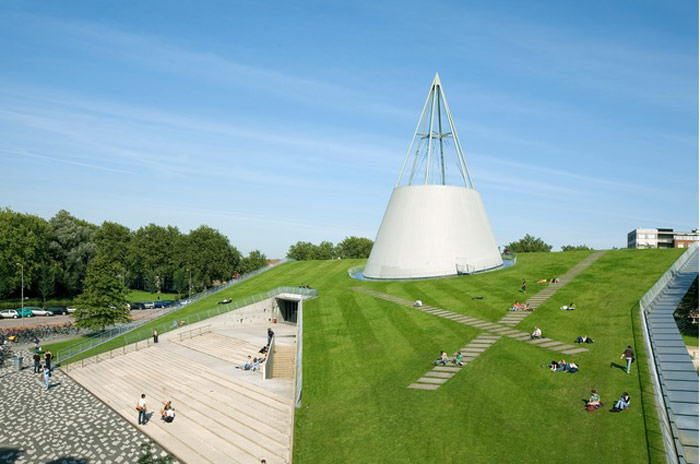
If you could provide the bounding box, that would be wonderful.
[153,301,165,309]
[47,306,68,315]
[28,307,53,316]
[66,307,78,313]
[0,309,19,319]
[15,308,34,318]
[130,302,146,310]
[161,300,175,307]
[142,301,155,309]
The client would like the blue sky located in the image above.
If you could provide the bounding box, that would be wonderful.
[0,1,697,257]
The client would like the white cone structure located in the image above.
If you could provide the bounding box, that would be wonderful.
[363,74,502,280]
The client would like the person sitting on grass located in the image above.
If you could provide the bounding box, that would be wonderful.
[511,301,521,311]
[586,389,602,409]
[613,392,630,412]
[575,335,594,344]
[521,302,531,312]
[414,299,423,307]
[453,352,464,367]
[531,327,542,339]
[537,279,548,284]
[550,277,560,284]
[432,351,449,366]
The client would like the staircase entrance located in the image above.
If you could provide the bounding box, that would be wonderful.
[278,298,299,323]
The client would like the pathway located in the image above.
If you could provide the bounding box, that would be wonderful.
[0,362,172,464]
[497,250,607,326]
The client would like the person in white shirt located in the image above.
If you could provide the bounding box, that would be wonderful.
[137,394,147,425]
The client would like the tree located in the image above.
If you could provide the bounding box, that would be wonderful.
[504,234,552,253]
[127,224,182,292]
[94,221,131,272]
[561,244,593,251]
[239,250,268,274]
[178,225,241,289]
[172,268,190,297]
[336,237,373,259]
[38,263,59,306]
[315,241,336,260]
[287,241,319,260]
[74,253,130,330]
[0,208,51,298]
[48,210,97,296]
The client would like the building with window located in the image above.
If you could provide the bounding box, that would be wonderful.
[627,228,698,249]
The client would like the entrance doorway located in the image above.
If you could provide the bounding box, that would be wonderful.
[278,299,299,323]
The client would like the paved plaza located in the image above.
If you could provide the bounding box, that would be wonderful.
[0,357,174,464]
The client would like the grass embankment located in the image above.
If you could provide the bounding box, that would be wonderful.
[127,290,178,301]
[291,249,681,463]
[50,249,682,463]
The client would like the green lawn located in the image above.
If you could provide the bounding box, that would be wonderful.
[51,249,684,463]
[683,334,699,347]
[127,290,179,301]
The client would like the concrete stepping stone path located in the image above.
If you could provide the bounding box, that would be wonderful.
[407,335,501,390]
[496,250,607,326]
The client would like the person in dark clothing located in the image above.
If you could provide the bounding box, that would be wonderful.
[521,279,527,293]
[267,328,275,345]
[44,350,52,371]
[620,346,635,374]
[33,352,41,373]
[153,329,159,344]
[614,392,631,411]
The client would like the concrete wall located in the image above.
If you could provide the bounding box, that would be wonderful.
[364,185,503,279]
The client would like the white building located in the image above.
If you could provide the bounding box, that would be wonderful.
[363,74,502,280]
[627,228,699,249]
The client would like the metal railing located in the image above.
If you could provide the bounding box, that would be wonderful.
[178,324,212,342]
[55,261,289,363]
[295,297,304,408]
[59,286,318,364]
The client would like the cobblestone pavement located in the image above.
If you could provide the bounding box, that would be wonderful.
[0,360,175,464]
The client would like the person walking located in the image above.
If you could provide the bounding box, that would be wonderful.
[43,366,51,390]
[267,327,275,345]
[153,329,159,344]
[137,394,148,425]
[44,350,52,371]
[33,352,41,374]
[620,346,635,374]
[521,279,527,293]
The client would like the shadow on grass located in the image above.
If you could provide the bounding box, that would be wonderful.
[609,362,628,372]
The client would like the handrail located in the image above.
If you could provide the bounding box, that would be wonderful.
[55,261,291,362]
[295,297,304,408]
[178,324,212,342]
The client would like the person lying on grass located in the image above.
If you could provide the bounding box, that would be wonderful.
[432,351,449,366]
[544,360,578,373]
[560,302,576,310]
[575,335,594,344]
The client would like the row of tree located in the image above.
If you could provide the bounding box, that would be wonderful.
[504,234,592,253]
[0,208,268,301]
[286,237,374,260]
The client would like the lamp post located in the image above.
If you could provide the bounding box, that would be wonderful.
[16,263,24,328]
[188,269,192,304]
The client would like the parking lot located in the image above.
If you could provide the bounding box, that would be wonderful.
[0,308,170,328]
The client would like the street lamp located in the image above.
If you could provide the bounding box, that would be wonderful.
[16,263,24,328]
[188,269,192,304]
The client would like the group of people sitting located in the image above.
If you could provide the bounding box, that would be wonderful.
[237,355,266,371]
[160,400,175,423]
[536,277,560,284]
[586,390,631,412]
[432,351,465,367]
[510,301,532,311]
[545,359,579,373]
[560,302,577,310]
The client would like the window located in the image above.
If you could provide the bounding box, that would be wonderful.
[638,234,646,239]
[647,234,655,239]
